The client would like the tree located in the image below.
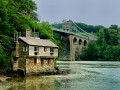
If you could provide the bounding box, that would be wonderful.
[109,24,119,33]
[0,0,59,72]
[99,28,119,45]
[81,24,120,61]
[80,42,100,60]
[0,0,10,35]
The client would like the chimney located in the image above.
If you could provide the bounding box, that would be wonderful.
[25,30,31,38]
[21,29,31,38]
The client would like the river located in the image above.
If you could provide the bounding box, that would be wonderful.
[1,61,120,90]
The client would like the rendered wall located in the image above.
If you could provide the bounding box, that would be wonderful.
[29,46,58,57]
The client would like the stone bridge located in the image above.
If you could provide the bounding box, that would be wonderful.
[53,20,95,61]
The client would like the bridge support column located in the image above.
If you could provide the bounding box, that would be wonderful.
[69,35,74,61]
[58,34,76,61]
[58,34,71,60]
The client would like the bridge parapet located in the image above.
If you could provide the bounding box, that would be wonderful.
[52,28,89,39]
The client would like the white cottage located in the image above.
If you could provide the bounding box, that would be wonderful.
[13,30,58,75]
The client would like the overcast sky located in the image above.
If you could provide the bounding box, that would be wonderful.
[33,0,120,27]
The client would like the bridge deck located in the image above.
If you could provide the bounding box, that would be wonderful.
[52,28,96,40]
[52,28,89,39]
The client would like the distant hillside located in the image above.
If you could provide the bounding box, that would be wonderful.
[52,22,104,33]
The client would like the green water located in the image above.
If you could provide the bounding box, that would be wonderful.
[1,61,120,90]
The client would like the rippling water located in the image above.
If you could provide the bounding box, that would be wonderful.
[1,61,120,90]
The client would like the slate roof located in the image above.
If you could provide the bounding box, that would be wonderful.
[19,37,58,47]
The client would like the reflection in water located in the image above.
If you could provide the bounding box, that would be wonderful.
[6,77,55,90]
[1,61,120,90]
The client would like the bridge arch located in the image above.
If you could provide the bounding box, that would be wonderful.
[84,40,87,46]
[73,37,77,44]
[79,39,82,45]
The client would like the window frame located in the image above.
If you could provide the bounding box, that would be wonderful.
[34,46,39,55]
[50,48,54,53]
[44,47,47,52]
[23,46,28,52]
[50,47,54,55]
[34,32,39,38]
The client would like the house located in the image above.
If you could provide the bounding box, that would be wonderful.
[13,30,58,75]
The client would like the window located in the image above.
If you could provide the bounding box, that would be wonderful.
[34,46,39,55]
[50,48,54,55]
[34,32,39,38]
[41,59,44,66]
[50,48,54,52]
[34,46,39,51]
[23,46,27,52]
[44,47,47,52]
[34,58,37,65]
[47,59,51,65]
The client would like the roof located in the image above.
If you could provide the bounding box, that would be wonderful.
[19,37,58,48]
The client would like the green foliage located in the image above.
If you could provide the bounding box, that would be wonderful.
[0,43,12,74]
[103,46,120,60]
[109,24,119,32]
[0,0,9,35]
[81,25,120,61]
[80,42,100,60]
[52,23,62,29]
[0,0,60,73]
[0,0,38,71]
[112,46,120,60]
[98,28,119,45]
[38,22,53,39]
[75,22,104,33]
[0,35,14,73]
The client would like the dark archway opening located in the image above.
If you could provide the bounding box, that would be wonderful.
[79,39,82,45]
[84,40,87,46]
[73,37,77,44]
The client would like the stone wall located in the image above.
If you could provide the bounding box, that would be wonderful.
[70,35,89,60]
[18,58,26,70]
[59,35,70,60]
[13,57,26,71]
[26,58,55,75]
[59,34,89,61]
[57,20,90,61]
[13,57,55,75]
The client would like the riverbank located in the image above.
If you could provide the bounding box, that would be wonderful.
[0,66,68,78]
[0,76,12,82]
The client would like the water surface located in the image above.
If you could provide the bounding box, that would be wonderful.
[1,61,120,90]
